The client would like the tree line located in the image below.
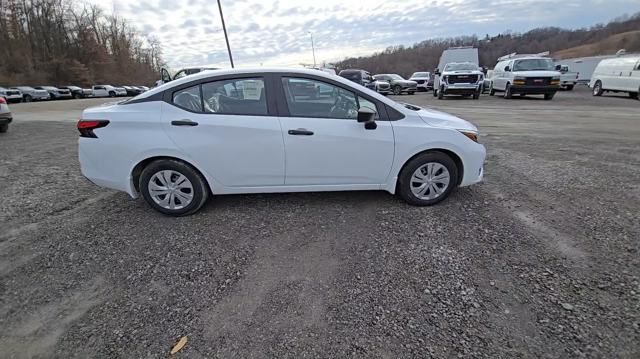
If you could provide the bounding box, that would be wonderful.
[0,0,164,87]
[334,13,640,78]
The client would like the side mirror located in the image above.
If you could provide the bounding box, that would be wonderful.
[357,107,377,130]
[555,64,562,71]
[504,66,511,72]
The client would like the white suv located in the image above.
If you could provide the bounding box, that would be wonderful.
[490,54,561,100]
[434,63,484,100]
[92,85,127,98]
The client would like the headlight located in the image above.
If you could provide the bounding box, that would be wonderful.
[459,130,479,143]
[514,76,526,81]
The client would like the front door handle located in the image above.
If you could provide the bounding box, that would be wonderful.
[171,120,198,126]
[288,128,314,136]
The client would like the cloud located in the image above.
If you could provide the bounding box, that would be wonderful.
[87,0,640,68]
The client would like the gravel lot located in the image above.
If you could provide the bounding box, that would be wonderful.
[1,87,639,358]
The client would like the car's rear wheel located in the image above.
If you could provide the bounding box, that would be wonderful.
[0,124,8,133]
[592,81,603,96]
[397,152,458,206]
[140,159,209,216]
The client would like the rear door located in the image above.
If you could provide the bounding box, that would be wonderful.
[162,75,285,188]
[275,75,394,186]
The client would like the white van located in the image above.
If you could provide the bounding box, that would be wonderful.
[590,56,640,99]
[490,53,561,100]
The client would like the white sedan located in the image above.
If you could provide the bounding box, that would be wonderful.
[78,68,486,216]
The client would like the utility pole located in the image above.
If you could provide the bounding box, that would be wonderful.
[217,0,234,68]
[308,32,316,68]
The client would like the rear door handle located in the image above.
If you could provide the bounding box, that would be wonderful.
[288,129,314,136]
[171,120,198,126]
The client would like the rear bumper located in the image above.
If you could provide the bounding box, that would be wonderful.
[0,113,12,124]
[511,85,558,94]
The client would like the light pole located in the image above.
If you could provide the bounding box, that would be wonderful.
[217,0,234,68]
[307,31,316,68]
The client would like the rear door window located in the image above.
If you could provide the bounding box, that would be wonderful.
[172,85,202,112]
[201,78,267,115]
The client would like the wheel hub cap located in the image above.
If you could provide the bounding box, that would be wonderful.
[148,170,194,210]
[410,163,451,200]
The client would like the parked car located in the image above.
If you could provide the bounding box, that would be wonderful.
[0,86,23,103]
[338,69,376,90]
[10,86,50,102]
[371,79,391,94]
[122,86,143,96]
[78,68,485,216]
[409,72,433,91]
[34,86,72,100]
[433,63,484,99]
[92,85,127,97]
[556,65,579,90]
[59,86,93,99]
[590,55,640,99]
[490,53,561,100]
[373,74,417,95]
[135,86,150,92]
[0,97,12,133]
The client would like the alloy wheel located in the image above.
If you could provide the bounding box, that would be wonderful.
[410,162,451,200]
[148,170,194,210]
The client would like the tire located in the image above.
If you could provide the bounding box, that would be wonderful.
[566,85,574,91]
[108,91,115,97]
[489,83,495,96]
[437,87,444,99]
[397,151,459,206]
[0,123,8,133]
[519,94,526,97]
[504,83,513,99]
[139,159,209,216]
[74,93,81,99]
[393,85,402,95]
[629,92,639,100]
[592,80,603,96]
[23,95,32,102]
[472,90,480,100]
[544,92,555,100]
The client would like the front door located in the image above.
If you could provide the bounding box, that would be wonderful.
[162,77,285,188]
[276,76,394,186]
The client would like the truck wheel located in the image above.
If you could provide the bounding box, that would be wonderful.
[0,123,8,133]
[473,90,480,100]
[630,92,639,100]
[437,87,444,99]
[592,81,603,96]
[544,93,555,100]
[23,95,32,102]
[504,83,513,99]
[566,85,574,91]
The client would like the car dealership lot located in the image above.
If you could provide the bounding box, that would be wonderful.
[1,89,638,357]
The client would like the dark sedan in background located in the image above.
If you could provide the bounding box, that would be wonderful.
[59,86,93,99]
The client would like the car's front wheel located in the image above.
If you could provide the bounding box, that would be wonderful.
[397,152,458,206]
[393,85,402,95]
[140,159,209,216]
[592,81,603,96]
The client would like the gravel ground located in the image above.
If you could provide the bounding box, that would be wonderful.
[1,88,639,358]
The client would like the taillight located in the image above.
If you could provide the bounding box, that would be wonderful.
[0,97,6,104]
[77,120,109,138]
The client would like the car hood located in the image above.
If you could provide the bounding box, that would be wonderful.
[512,70,561,77]
[408,105,478,132]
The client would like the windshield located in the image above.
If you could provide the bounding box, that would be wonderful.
[411,72,429,78]
[513,58,555,71]
[388,74,404,80]
[444,63,478,71]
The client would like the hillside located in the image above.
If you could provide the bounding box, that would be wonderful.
[335,13,640,77]
[553,31,640,59]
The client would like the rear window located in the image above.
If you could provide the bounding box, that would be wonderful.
[340,71,361,81]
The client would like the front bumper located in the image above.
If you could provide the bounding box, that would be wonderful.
[5,95,22,102]
[443,83,480,95]
[460,142,486,187]
[510,85,559,94]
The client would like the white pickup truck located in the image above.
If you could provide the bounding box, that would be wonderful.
[556,64,579,90]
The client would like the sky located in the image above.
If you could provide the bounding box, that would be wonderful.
[86,0,640,69]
